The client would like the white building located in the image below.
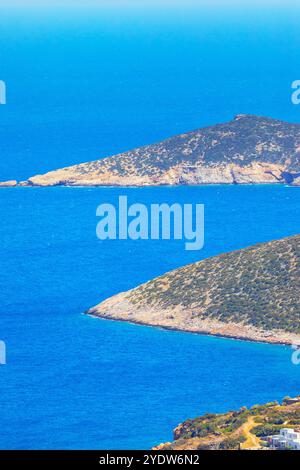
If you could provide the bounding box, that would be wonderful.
[268,428,300,450]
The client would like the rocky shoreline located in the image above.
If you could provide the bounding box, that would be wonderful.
[3,115,300,188]
[0,180,17,187]
[86,235,300,347]
[87,302,300,346]
[7,162,300,187]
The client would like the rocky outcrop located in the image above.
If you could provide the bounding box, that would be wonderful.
[0,180,17,187]
[152,397,300,450]
[86,235,300,345]
[11,114,300,187]
[292,176,300,186]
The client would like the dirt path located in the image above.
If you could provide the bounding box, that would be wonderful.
[240,417,262,449]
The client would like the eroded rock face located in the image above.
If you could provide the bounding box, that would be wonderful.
[9,114,300,187]
[23,162,288,186]
[19,162,297,187]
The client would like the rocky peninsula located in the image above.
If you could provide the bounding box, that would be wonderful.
[86,234,300,345]
[9,114,300,187]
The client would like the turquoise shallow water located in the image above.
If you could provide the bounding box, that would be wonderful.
[0,184,300,449]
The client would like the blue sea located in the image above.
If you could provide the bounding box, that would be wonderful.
[1,6,300,450]
[1,185,300,449]
[0,7,299,182]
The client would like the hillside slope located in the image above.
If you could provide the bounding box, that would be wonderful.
[18,115,300,187]
[152,397,300,450]
[87,235,300,344]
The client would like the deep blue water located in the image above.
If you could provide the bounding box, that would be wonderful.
[0,185,300,449]
[1,6,300,450]
[0,7,299,181]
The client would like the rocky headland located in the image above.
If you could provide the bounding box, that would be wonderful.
[86,234,300,345]
[7,115,300,187]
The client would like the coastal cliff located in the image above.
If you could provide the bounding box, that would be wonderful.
[152,397,300,450]
[86,234,300,345]
[16,115,300,187]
